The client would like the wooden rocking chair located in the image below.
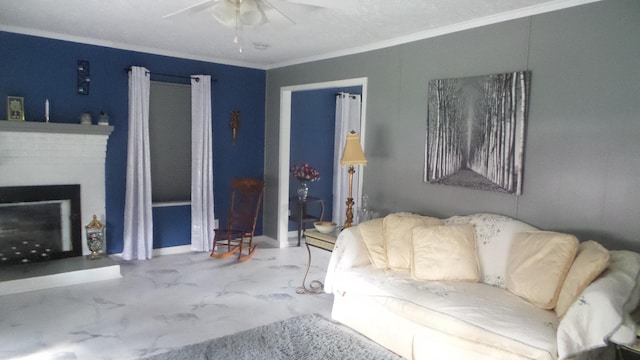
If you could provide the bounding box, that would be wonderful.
[210,178,264,262]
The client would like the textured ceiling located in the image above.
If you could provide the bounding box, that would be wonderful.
[0,0,597,69]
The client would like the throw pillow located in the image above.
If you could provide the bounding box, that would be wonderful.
[410,223,480,281]
[554,240,610,318]
[384,213,442,270]
[506,231,579,309]
[444,213,539,288]
[357,218,387,269]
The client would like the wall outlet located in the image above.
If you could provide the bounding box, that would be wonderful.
[214,219,219,229]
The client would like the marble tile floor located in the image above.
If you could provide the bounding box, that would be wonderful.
[0,240,334,360]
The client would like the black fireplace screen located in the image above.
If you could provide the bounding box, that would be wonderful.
[0,185,82,265]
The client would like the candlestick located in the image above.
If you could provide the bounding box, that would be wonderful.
[45,99,50,123]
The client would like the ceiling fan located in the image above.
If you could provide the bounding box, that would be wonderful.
[163,0,289,52]
[164,0,353,52]
[163,0,321,27]
[164,0,357,26]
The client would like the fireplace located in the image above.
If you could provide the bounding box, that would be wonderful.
[0,121,119,295]
[0,121,113,256]
[0,185,82,265]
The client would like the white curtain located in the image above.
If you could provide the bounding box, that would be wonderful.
[123,66,153,260]
[190,75,215,252]
[332,93,362,227]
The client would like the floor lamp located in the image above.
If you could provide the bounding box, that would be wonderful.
[340,131,367,228]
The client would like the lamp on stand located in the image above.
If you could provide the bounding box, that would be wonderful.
[340,131,367,228]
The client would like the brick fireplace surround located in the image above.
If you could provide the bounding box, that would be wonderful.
[0,120,121,295]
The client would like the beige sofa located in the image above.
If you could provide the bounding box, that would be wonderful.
[324,213,640,360]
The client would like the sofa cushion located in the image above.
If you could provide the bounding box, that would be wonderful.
[357,218,387,269]
[554,240,609,318]
[444,213,539,288]
[411,224,480,281]
[506,231,579,309]
[384,213,442,270]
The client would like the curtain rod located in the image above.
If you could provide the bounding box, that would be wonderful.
[124,67,217,82]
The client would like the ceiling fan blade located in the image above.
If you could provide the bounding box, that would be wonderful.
[262,0,296,25]
[162,0,219,19]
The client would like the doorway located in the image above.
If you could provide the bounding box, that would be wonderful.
[277,78,368,246]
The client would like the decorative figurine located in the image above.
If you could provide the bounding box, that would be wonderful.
[229,110,240,145]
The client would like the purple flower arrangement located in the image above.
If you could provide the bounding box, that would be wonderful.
[291,163,320,182]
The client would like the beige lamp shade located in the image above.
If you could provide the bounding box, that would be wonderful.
[341,131,368,166]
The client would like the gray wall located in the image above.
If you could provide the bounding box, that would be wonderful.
[265,0,640,251]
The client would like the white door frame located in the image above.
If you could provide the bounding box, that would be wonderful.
[277,77,368,247]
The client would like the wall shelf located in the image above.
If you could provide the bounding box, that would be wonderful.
[0,120,113,136]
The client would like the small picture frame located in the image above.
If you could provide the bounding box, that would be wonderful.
[7,96,25,121]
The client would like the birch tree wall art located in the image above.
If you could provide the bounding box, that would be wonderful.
[424,71,531,195]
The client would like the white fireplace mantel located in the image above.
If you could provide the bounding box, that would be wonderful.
[0,120,113,256]
[0,119,114,135]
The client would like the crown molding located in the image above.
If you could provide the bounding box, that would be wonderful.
[0,25,267,70]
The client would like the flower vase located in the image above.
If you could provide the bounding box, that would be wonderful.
[297,181,309,202]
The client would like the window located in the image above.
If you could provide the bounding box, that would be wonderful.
[149,81,191,203]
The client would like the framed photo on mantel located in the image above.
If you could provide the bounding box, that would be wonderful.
[7,96,25,121]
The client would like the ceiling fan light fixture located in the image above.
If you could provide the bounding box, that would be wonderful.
[211,0,264,27]
[240,10,262,26]
[211,1,236,27]
[239,0,264,26]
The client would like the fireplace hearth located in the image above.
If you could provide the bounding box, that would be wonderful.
[0,185,82,266]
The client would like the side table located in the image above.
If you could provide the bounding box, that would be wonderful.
[617,340,640,360]
[296,229,338,294]
[288,197,324,246]
[616,309,640,360]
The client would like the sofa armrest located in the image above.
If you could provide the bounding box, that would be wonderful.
[557,250,640,359]
[324,227,371,293]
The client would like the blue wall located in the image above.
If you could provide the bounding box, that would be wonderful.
[153,205,192,248]
[0,31,266,253]
[289,86,361,229]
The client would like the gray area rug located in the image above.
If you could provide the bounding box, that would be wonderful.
[142,313,403,360]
